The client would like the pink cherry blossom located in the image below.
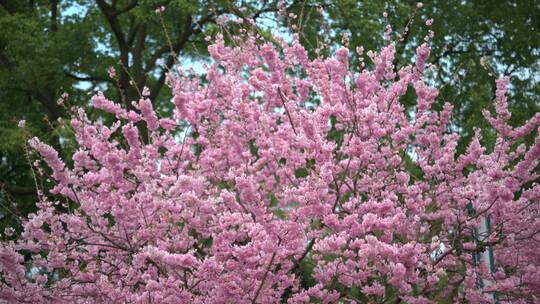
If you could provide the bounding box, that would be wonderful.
[1,21,539,304]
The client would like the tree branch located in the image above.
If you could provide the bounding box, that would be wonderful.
[149,15,194,101]
[64,71,112,83]
[112,0,138,17]
[278,87,298,135]
[252,239,282,304]
[96,0,129,66]
[50,0,58,32]
[127,19,142,47]
[1,183,36,195]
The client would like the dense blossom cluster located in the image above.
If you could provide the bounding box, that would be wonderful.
[1,28,540,303]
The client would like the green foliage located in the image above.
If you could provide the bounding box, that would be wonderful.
[294,167,309,178]
[326,115,345,150]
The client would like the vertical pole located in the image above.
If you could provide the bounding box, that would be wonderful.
[478,216,495,301]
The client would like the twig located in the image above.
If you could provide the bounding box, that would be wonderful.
[252,239,282,304]
[277,87,297,135]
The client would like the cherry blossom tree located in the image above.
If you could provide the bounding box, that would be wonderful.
[1,16,539,304]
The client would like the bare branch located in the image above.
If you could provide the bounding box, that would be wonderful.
[112,0,138,17]
[64,71,112,83]
[1,182,36,195]
[278,88,298,136]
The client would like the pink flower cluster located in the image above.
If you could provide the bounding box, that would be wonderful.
[1,29,540,304]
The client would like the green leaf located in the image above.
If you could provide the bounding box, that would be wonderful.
[294,167,309,178]
[269,192,279,208]
[248,138,259,158]
[326,115,345,149]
